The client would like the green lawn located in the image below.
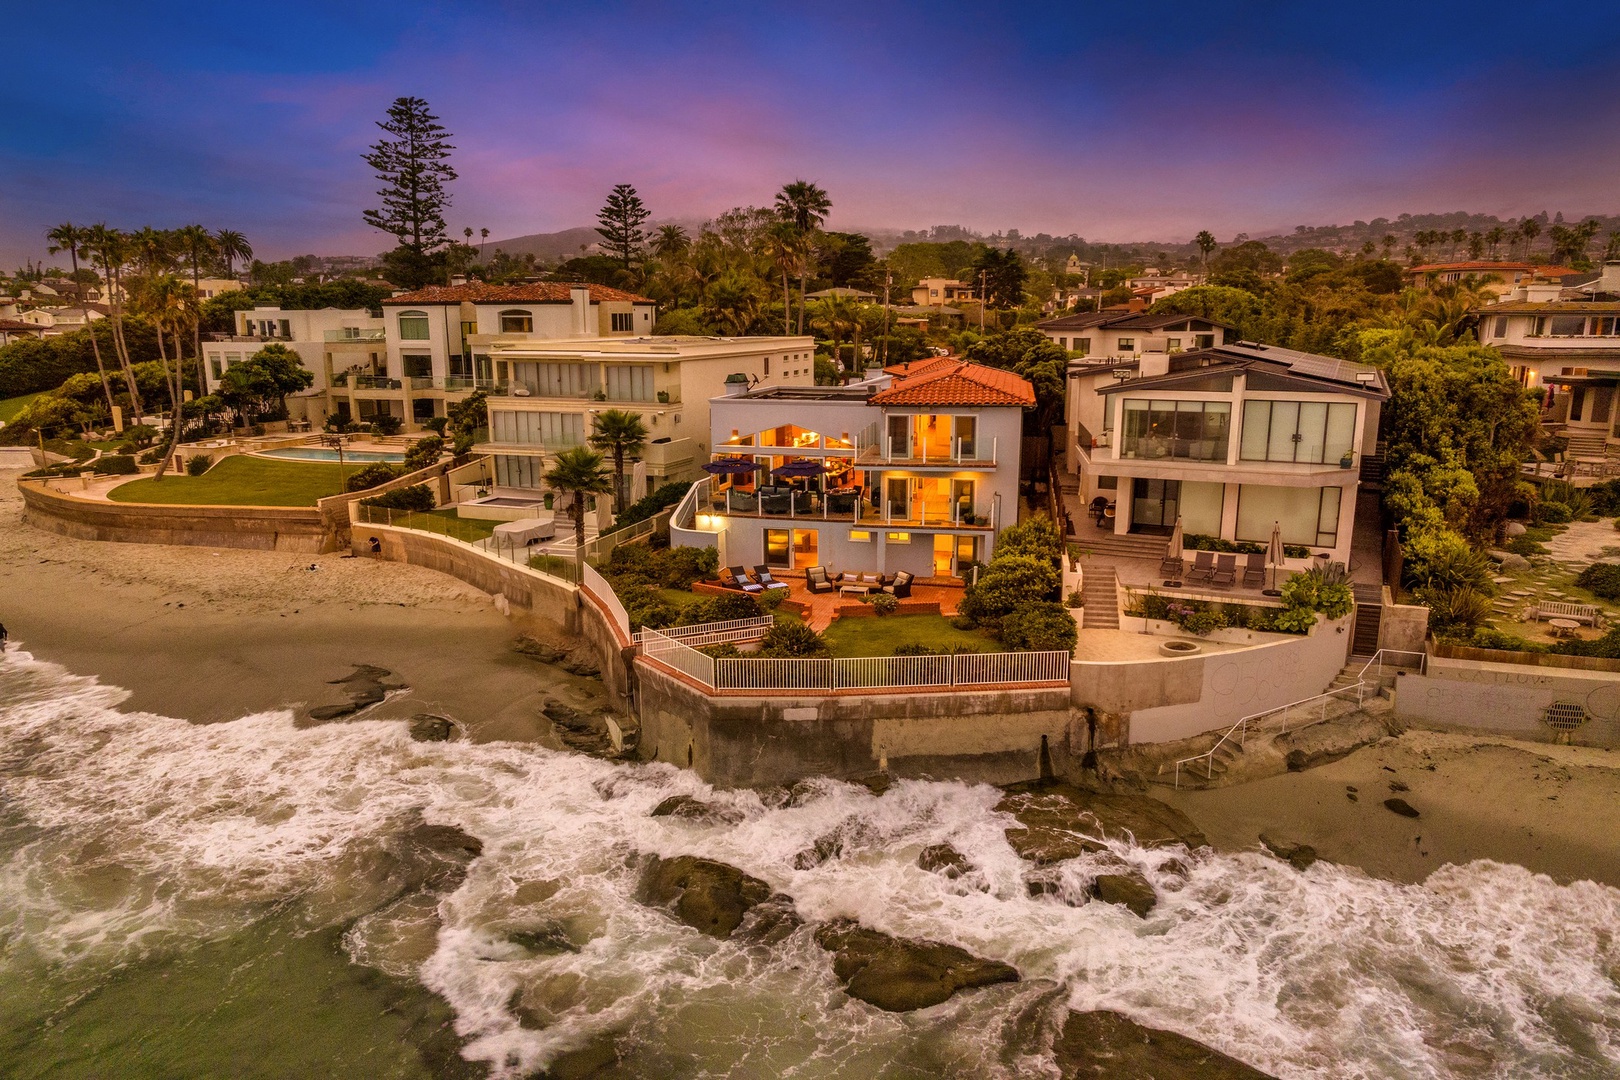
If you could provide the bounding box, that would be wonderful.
[110,455,350,506]
[820,613,999,657]
[0,392,43,426]
[376,508,499,543]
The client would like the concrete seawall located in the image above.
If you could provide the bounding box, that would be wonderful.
[356,523,634,710]
[635,660,1078,787]
[20,478,330,553]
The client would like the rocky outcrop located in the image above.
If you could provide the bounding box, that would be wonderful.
[542,699,628,757]
[1259,832,1318,871]
[917,844,972,878]
[649,795,746,826]
[305,664,402,723]
[514,634,602,677]
[998,781,1207,865]
[407,713,458,742]
[1283,715,1393,772]
[813,919,1019,1012]
[1054,1010,1277,1079]
[638,855,796,940]
[1384,797,1421,818]
[792,832,845,870]
[1091,871,1157,917]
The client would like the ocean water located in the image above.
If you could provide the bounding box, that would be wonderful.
[2,644,1618,1079]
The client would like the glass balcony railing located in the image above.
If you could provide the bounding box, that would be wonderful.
[323,328,386,342]
[1119,434,1229,462]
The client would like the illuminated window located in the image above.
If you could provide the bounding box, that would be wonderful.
[849,529,872,542]
[886,532,912,543]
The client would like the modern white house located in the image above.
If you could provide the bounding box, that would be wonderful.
[671,360,1033,580]
[1476,265,1620,460]
[1066,342,1389,566]
[480,334,816,493]
[1035,310,1234,360]
[201,306,386,428]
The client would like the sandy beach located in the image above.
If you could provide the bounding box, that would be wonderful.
[0,471,609,740]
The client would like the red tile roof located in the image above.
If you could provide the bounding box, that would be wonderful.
[1408,261,1581,277]
[382,281,654,305]
[882,355,958,378]
[870,360,1035,407]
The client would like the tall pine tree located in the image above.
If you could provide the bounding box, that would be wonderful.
[595,184,651,269]
[363,97,457,287]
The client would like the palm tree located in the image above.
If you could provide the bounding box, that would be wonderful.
[809,295,857,372]
[761,221,802,334]
[1194,230,1216,273]
[46,222,116,416]
[479,227,489,257]
[1382,233,1397,259]
[653,224,689,258]
[1520,218,1541,259]
[83,224,142,414]
[133,275,198,479]
[774,180,831,334]
[174,224,216,385]
[215,229,252,278]
[1485,226,1506,259]
[588,409,649,508]
[544,446,614,556]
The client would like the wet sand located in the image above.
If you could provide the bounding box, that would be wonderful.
[0,471,607,738]
[1163,729,1620,889]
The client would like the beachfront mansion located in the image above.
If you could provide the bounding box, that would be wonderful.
[201,281,814,497]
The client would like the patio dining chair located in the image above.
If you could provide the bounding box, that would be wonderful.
[1185,550,1216,585]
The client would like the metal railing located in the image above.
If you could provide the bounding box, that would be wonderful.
[582,563,630,637]
[637,638,1071,694]
[1173,681,1370,788]
[854,434,998,467]
[323,328,386,342]
[701,487,996,530]
[1357,648,1426,681]
[354,504,581,583]
[633,616,774,649]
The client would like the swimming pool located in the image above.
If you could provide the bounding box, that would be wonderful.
[257,447,406,463]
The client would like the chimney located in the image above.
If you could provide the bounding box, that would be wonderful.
[1138,351,1170,378]
[570,287,592,335]
[449,274,467,287]
[1600,261,1620,296]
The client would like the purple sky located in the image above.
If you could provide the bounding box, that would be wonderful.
[4,1,1618,268]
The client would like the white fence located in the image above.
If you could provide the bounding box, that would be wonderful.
[633,616,773,649]
[636,630,1071,695]
[582,563,631,639]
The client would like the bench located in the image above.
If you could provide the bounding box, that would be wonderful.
[1532,601,1603,627]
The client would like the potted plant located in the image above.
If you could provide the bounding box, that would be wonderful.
[656,390,670,403]
[1340,449,1354,469]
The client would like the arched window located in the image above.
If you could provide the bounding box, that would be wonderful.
[397,310,430,340]
[499,309,534,334]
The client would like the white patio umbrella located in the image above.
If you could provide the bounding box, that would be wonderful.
[1167,515,1184,562]
[631,459,647,502]
[1266,520,1285,591]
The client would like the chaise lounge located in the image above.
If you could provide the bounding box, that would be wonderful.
[750,565,791,592]
[1210,553,1238,588]
[1241,552,1267,588]
[721,566,765,593]
[1185,550,1215,585]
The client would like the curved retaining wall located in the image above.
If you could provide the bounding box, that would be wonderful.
[356,523,633,708]
[19,478,329,553]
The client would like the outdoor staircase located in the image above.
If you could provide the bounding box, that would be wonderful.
[1564,432,1608,459]
[1358,452,1386,489]
[1176,738,1245,786]
[1351,584,1382,656]
[1072,531,1170,561]
[1079,564,1121,629]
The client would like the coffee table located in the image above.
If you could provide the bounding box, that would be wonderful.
[839,583,875,598]
[1548,618,1581,638]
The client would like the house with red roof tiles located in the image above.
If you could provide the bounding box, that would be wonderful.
[671,361,1033,580]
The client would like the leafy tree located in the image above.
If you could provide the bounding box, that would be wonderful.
[588,408,648,508]
[403,434,444,472]
[1209,240,1283,284]
[959,555,1060,627]
[999,601,1078,652]
[963,327,1064,432]
[217,343,312,423]
[362,96,457,287]
[993,514,1065,562]
[544,446,614,551]
[821,231,877,289]
[970,248,1028,308]
[595,184,652,268]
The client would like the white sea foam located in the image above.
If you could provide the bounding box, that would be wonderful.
[2,644,1618,1078]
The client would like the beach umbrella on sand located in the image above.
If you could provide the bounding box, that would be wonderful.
[1266,520,1285,591]
[1167,515,1184,562]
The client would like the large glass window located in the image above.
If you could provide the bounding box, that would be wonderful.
[494,455,542,488]
[1240,400,1357,463]
[1180,480,1224,535]
[498,309,533,334]
[397,311,430,340]
[1549,315,1587,337]
[490,410,584,447]
[604,364,654,401]
[1120,399,1231,461]
[511,362,596,398]
[1236,485,1342,548]
[402,354,432,378]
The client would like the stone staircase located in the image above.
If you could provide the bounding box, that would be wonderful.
[1564,432,1608,459]
[1072,531,1170,561]
[1351,584,1382,656]
[1079,564,1120,629]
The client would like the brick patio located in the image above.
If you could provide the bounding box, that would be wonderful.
[698,572,965,631]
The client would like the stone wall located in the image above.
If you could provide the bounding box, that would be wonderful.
[634,660,1077,788]
[1378,589,1429,655]
[19,478,329,553]
[1394,654,1620,748]
[356,523,633,709]
[1072,615,1353,744]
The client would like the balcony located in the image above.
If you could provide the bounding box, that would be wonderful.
[1118,434,1230,462]
[854,435,998,469]
[349,375,404,392]
[407,377,509,394]
[323,328,386,342]
[700,487,995,530]
[642,437,697,471]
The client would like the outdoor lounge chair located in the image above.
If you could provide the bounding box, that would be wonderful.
[751,565,791,592]
[722,566,764,593]
[805,565,835,593]
[1241,552,1267,588]
[883,570,914,598]
[1159,553,1184,579]
[1185,551,1216,585]
[1210,553,1238,588]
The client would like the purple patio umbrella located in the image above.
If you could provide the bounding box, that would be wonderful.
[702,457,760,476]
[771,459,828,478]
